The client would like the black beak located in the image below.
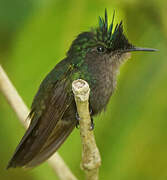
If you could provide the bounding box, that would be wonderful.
[122,47,158,53]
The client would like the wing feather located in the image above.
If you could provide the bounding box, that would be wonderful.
[7,65,75,168]
[26,119,76,167]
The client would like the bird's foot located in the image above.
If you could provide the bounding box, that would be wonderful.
[89,108,95,130]
[90,117,94,131]
[75,112,80,129]
[75,110,95,130]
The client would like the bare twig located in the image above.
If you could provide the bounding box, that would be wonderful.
[0,65,77,180]
[72,79,101,180]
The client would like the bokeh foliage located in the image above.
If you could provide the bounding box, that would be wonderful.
[0,0,167,179]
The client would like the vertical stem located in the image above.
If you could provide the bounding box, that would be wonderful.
[72,79,101,180]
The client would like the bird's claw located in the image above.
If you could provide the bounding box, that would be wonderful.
[75,109,95,130]
[90,117,94,130]
[75,112,80,129]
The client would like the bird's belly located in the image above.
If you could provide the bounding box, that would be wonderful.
[89,71,116,115]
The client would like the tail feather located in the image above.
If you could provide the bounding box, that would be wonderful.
[26,119,76,167]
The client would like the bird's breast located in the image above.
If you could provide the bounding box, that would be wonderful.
[88,59,117,115]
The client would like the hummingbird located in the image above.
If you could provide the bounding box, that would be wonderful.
[7,9,157,168]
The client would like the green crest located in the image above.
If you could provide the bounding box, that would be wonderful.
[96,9,133,51]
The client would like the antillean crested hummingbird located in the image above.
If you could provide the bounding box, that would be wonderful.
[7,9,157,168]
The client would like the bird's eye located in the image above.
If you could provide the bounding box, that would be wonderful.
[97,46,105,53]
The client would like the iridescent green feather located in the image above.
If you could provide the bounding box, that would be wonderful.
[96,9,133,51]
[67,9,133,59]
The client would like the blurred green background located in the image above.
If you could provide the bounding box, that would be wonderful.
[0,0,167,179]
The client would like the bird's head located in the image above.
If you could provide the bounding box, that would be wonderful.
[67,9,157,65]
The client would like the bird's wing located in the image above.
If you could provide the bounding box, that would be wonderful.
[7,64,76,168]
[26,115,76,167]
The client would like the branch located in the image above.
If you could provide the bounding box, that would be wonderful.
[72,79,101,180]
[0,65,77,180]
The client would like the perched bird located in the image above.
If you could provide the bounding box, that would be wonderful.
[7,9,156,168]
